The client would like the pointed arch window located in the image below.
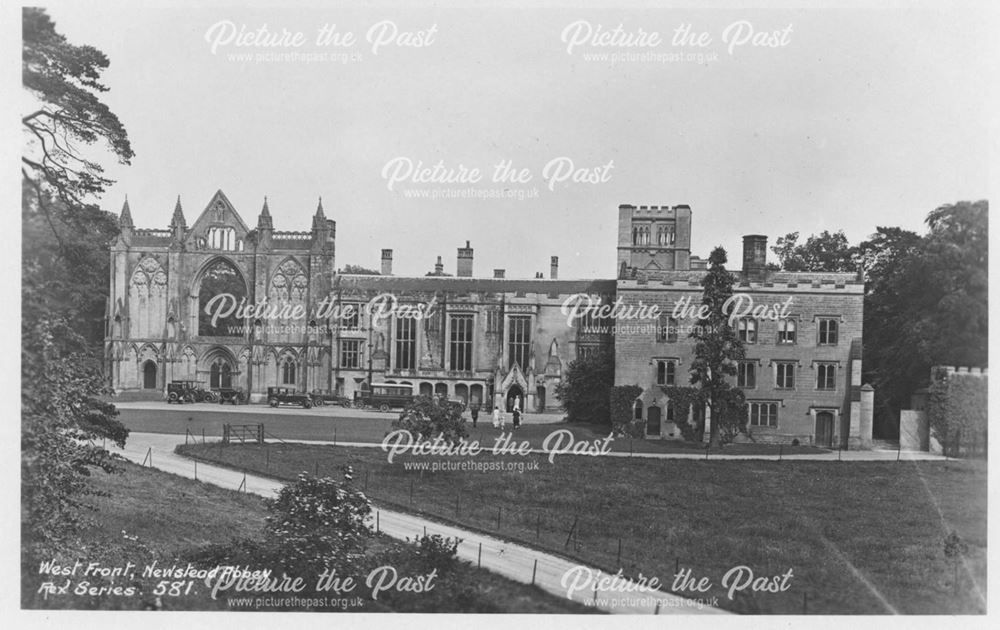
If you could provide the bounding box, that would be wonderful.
[209,358,233,389]
[280,355,297,386]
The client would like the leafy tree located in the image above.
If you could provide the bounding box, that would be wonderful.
[860,201,988,437]
[771,230,859,272]
[609,384,644,438]
[554,347,614,424]
[21,8,131,560]
[688,247,747,447]
[392,395,468,444]
[22,7,133,213]
[339,264,381,275]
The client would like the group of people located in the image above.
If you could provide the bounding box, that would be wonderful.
[469,398,522,430]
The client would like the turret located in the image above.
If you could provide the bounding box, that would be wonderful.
[257,196,273,251]
[118,197,133,246]
[169,195,186,246]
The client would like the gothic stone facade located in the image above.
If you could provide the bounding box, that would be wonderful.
[106,193,866,447]
[106,190,612,413]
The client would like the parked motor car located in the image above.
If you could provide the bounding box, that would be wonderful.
[214,387,246,405]
[267,386,313,409]
[167,380,216,403]
[310,389,352,407]
[355,383,414,412]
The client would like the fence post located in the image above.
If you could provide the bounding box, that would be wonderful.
[202,428,206,443]
[239,471,247,493]
[365,470,369,492]
[478,542,482,568]
[617,538,622,568]
[194,460,197,480]
[655,601,661,615]
[531,559,537,585]
[496,506,502,530]
[376,510,380,533]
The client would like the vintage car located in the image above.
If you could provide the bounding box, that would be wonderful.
[267,386,313,409]
[309,389,353,407]
[355,383,415,412]
[166,380,216,404]
[213,387,246,405]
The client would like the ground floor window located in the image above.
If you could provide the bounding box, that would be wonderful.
[340,339,361,369]
[747,401,778,427]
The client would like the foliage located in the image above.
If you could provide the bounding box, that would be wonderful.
[609,385,644,438]
[22,314,128,557]
[262,469,374,575]
[21,8,131,561]
[926,369,988,458]
[771,230,859,272]
[860,202,988,436]
[339,264,381,275]
[660,386,707,441]
[554,346,615,424]
[22,7,133,211]
[688,247,747,446]
[392,395,468,445]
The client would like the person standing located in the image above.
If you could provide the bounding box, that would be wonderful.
[492,405,501,429]
[512,406,521,430]
[471,403,480,427]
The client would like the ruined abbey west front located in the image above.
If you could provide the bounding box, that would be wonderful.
[106,190,872,447]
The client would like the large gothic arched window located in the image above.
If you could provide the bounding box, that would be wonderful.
[198,258,247,337]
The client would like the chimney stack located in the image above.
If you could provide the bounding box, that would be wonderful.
[742,235,768,280]
[381,249,393,275]
[550,256,559,279]
[434,256,444,275]
[494,269,505,279]
[457,240,474,277]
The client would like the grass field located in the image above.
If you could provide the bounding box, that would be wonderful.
[178,441,988,614]
[22,461,595,613]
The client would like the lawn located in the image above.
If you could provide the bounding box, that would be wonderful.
[22,461,594,613]
[177,441,988,614]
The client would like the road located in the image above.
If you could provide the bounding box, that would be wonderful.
[115,431,724,615]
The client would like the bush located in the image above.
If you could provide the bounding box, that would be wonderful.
[555,347,614,424]
[261,468,374,575]
[391,395,468,445]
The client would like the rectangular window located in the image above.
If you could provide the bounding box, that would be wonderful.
[776,362,795,389]
[738,318,757,344]
[738,361,756,388]
[508,316,531,370]
[747,401,778,427]
[818,318,839,345]
[341,303,360,330]
[450,315,474,371]
[817,363,837,390]
[340,339,360,369]
[395,317,417,370]
[655,360,676,386]
[657,314,678,343]
[778,318,796,344]
[486,308,500,333]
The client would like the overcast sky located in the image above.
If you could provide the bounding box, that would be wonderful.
[37,1,994,279]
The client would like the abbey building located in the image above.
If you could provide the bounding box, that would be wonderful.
[106,190,870,447]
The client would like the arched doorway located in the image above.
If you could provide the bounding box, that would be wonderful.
[506,384,524,412]
[142,360,158,389]
[455,383,469,405]
[646,404,662,436]
[815,411,835,448]
[419,382,433,397]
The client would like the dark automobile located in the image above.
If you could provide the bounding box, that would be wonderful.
[267,386,313,409]
[355,383,414,412]
[310,389,352,407]
[214,387,246,405]
[167,380,216,403]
